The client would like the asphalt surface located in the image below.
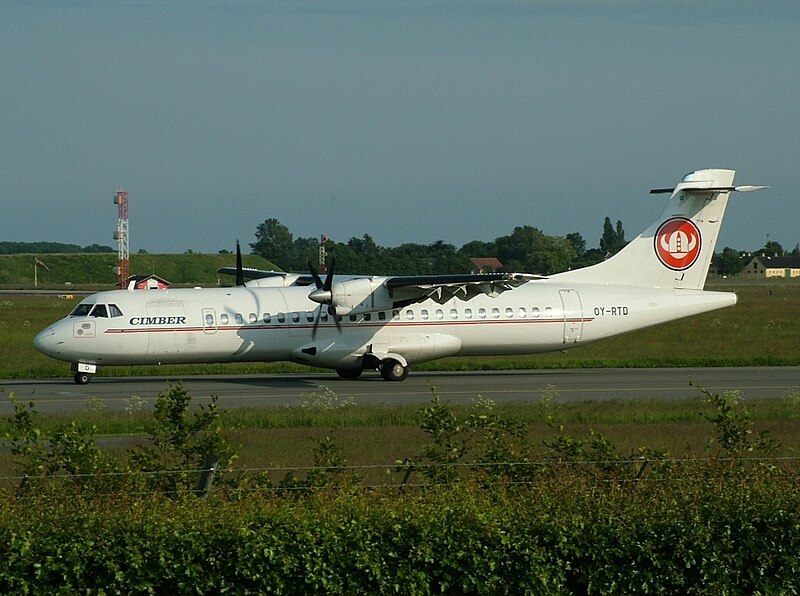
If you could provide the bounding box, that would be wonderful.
[2,367,799,415]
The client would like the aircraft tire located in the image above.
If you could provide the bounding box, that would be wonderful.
[336,368,363,380]
[380,359,408,382]
[74,372,91,385]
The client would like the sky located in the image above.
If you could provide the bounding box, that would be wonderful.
[2,1,798,256]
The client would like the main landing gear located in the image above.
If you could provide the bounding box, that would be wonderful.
[336,368,363,380]
[336,357,409,382]
[380,359,409,381]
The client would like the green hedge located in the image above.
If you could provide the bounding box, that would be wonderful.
[0,476,798,595]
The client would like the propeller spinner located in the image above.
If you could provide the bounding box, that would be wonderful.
[307,257,341,337]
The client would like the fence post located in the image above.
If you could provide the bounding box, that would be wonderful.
[195,454,220,498]
[398,458,414,494]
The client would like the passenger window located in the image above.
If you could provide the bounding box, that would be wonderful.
[306,312,314,322]
[406,310,414,321]
[518,307,527,318]
[364,313,371,321]
[421,309,429,321]
[491,308,500,319]
[349,314,357,322]
[263,313,271,323]
[220,314,229,324]
[392,310,400,319]
[108,304,123,318]
[291,312,300,323]
[378,311,386,321]
[544,306,553,317]
[450,309,458,320]
[249,313,257,323]
[235,313,244,325]
[478,308,487,319]
[531,307,540,318]
[277,313,285,323]
[464,308,473,319]
[505,307,514,318]
[205,313,215,326]
[90,304,108,318]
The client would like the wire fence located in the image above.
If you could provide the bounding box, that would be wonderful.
[4,454,799,500]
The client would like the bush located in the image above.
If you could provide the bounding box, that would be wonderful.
[1,386,798,594]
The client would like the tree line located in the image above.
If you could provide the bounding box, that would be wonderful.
[250,216,795,277]
[5,222,793,277]
[250,216,629,276]
[0,241,114,254]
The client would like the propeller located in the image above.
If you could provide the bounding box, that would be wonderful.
[307,257,341,337]
[235,240,245,287]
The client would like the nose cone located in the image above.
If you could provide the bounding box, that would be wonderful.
[33,326,62,359]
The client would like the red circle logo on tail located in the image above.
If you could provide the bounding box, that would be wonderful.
[654,218,702,271]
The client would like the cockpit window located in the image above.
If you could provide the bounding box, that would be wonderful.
[70,303,94,317]
[90,304,108,318]
[71,302,123,318]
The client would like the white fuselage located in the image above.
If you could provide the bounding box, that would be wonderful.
[33,280,736,371]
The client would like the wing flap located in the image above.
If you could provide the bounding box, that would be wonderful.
[385,273,540,305]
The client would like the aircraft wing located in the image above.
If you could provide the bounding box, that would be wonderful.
[385,272,540,305]
[217,267,288,280]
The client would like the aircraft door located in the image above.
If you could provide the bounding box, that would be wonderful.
[559,289,583,344]
[202,308,217,335]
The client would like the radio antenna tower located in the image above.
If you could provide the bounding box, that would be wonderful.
[319,234,328,273]
[113,189,129,288]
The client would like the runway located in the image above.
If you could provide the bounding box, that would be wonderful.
[2,367,799,415]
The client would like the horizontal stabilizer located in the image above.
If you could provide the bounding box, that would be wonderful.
[650,185,769,195]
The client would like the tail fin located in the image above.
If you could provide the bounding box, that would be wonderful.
[553,169,767,289]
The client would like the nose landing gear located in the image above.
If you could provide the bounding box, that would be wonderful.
[71,362,97,385]
[74,372,92,385]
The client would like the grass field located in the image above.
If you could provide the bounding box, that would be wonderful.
[3,281,800,380]
[0,252,275,288]
[1,281,798,592]
[1,280,799,482]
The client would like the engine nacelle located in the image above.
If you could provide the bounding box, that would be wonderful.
[290,338,365,368]
[320,278,395,316]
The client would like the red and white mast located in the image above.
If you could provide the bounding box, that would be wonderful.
[113,189,129,288]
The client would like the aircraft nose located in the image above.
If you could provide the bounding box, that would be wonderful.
[33,326,62,358]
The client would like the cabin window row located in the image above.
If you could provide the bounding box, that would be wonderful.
[209,305,557,327]
[405,306,555,321]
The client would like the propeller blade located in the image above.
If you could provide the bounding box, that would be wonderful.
[235,241,245,287]
[312,308,321,338]
[323,257,336,291]
[307,259,324,290]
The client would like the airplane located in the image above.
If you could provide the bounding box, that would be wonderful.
[34,169,767,384]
